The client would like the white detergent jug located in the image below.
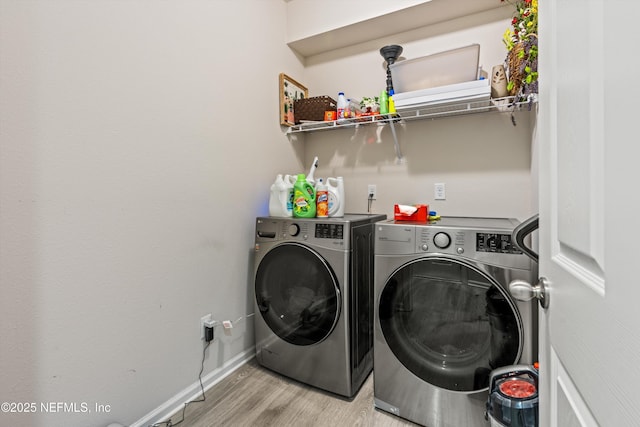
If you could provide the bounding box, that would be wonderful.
[269,174,291,217]
[326,176,345,217]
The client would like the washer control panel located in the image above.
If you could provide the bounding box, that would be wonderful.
[315,223,344,239]
[476,232,522,254]
[375,218,531,270]
[255,217,353,250]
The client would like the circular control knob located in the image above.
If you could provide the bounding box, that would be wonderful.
[457,247,465,254]
[288,223,300,236]
[421,244,429,251]
[433,232,451,249]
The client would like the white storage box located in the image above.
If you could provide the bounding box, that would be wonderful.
[393,79,491,112]
[390,44,480,93]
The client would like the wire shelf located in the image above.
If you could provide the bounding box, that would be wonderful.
[286,97,536,134]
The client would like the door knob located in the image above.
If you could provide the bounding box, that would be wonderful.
[509,277,549,309]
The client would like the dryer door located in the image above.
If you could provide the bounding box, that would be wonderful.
[379,257,522,392]
[255,242,341,346]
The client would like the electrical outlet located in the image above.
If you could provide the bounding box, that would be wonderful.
[200,314,212,340]
[434,183,446,200]
[368,184,377,199]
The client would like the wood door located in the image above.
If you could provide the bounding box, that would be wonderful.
[538,0,640,425]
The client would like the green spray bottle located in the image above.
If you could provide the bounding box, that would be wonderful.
[293,174,316,218]
[379,89,389,115]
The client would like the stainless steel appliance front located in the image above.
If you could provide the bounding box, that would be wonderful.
[373,217,537,426]
[253,213,385,398]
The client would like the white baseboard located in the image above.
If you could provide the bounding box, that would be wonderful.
[130,347,256,427]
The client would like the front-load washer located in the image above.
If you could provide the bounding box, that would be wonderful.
[373,217,537,427]
[253,213,386,398]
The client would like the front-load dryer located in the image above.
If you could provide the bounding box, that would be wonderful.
[253,213,386,398]
[373,217,537,427]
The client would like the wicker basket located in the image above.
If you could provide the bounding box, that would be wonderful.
[294,96,337,123]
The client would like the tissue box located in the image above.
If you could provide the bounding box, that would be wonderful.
[394,204,429,222]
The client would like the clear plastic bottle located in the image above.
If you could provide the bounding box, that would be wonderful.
[344,98,352,118]
[337,92,347,119]
[348,99,361,117]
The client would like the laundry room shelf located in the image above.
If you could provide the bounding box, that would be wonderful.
[286,96,536,164]
[285,97,537,134]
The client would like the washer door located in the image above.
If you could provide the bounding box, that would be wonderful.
[255,242,341,346]
[379,257,522,392]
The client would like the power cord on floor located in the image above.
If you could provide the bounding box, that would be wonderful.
[149,340,210,427]
[146,312,254,426]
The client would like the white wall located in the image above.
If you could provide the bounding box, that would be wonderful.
[0,1,303,426]
[297,8,536,221]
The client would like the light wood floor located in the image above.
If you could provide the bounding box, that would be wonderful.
[175,358,420,427]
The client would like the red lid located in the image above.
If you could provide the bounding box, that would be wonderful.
[498,378,537,399]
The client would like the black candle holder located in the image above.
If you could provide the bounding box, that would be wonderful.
[380,45,403,95]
